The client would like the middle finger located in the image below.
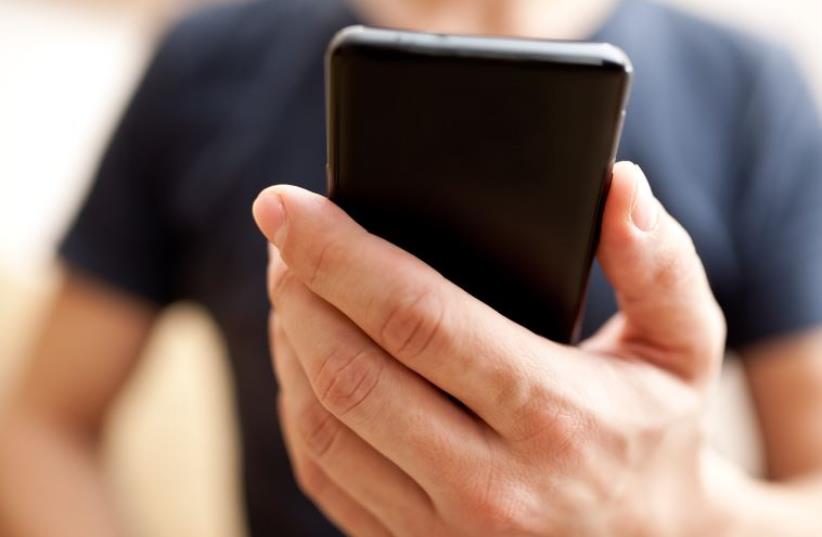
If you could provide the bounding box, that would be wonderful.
[273,315,434,536]
[272,272,489,499]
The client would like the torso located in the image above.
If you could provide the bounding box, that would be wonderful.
[155,1,789,534]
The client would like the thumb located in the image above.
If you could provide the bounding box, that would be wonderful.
[593,162,725,381]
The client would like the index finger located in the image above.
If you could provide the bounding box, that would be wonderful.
[253,185,560,436]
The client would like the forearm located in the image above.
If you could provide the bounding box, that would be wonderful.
[0,409,121,537]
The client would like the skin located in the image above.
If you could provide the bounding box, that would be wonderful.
[348,0,618,39]
[1,1,820,535]
[0,273,155,536]
[252,163,822,536]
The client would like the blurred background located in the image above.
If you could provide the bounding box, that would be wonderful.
[0,1,819,536]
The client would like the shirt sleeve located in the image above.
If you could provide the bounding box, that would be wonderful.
[726,46,822,349]
[58,27,193,306]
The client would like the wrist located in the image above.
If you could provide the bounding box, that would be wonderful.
[612,445,739,537]
[698,448,753,537]
[699,448,822,537]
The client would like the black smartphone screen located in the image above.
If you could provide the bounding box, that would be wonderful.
[327,28,631,343]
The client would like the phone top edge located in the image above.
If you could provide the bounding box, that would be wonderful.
[327,25,633,73]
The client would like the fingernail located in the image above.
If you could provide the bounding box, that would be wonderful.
[255,192,287,247]
[630,165,658,232]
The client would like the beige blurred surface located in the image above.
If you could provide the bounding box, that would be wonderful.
[0,267,245,537]
[103,302,243,537]
[1,3,246,537]
[0,0,818,536]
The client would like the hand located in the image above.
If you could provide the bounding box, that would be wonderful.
[252,162,730,537]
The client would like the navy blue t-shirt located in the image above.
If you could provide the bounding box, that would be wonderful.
[60,0,822,534]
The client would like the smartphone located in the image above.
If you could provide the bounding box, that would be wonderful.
[326,26,631,344]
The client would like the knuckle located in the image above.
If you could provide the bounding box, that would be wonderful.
[267,246,288,301]
[456,478,527,534]
[652,245,693,293]
[471,501,518,533]
[379,286,446,360]
[269,268,299,309]
[296,401,342,459]
[302,235,343,287]
[315,346,383,417]
[503,391,545,443]
[662,288,726,379]
[293,458,327,498]
[648,220,698,293]
[508,389,588,461]
[485,358,542,420]
[594,419,662,483]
